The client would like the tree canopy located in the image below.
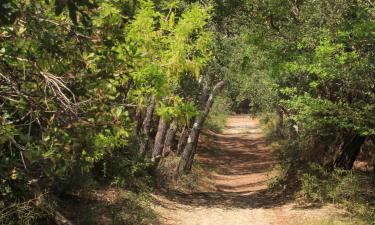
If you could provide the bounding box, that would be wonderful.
[0,0,374,224]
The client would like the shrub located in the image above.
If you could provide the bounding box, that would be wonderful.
[300,163,375,223]
[93,144,155,192]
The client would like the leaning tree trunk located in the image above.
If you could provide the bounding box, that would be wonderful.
[178,113,206,175]
[184,123,201,172]
[334,134,366,170]
[139,96,156,155]
[177,125,189,156]
[178,81,225,175]
[152,117,169,163]
[163,120,178,157]
[180,81,210,165]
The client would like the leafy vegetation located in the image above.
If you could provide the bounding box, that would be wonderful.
[0,0,217,223]
[300,164,375,224]
[213,0,375,222]
[0,0,374,224]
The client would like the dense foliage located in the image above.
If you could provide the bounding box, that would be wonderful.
[0,0,219,223]
[260,0,373,169]
[214,0,374,169]
[0,0,374,224]
[216,0,375,221]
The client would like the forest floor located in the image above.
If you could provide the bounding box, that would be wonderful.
[153,115,355,225]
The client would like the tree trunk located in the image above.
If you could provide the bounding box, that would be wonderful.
[139,96,156,155]
[276,106,284,137]
[163,120,178,157]
[152,117,169,163]
[134,108,143,135]
[334,134,366,170]
[178,81,225,175]
[184,81,210,169]
[199,83,209,109]
[177,126,189,156]
[185,124,201,172]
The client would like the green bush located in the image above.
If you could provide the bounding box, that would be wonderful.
[300,163,375,223]
[93,144,155,192]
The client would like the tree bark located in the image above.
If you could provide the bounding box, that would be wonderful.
[163,120,178,157]
[199,82,209,109]
[152,117,169,163]
[178,81,225,175]
[177,125,189,156]
[276,106,284,137]
[139,96,156,155]
[134,108,143,135]
[334,134,366,170]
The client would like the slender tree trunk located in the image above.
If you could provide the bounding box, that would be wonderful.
[334,134,366,170]
[134,108,143,135]
[152,117,169,163]
[178,81,225,175]
[184,81,210,169]
[139,96,156,155]
[185,124,201,172]
[177,114,206,174]
[163,120,178,157]
[177,125,189,156]
[199,83,209,109]
[276,106,284,137]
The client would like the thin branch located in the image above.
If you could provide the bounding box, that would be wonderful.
[8,137,28,170]
[41,72,78,114]
[27,16,91,39]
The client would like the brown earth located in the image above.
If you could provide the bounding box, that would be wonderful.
[153,115,346,225]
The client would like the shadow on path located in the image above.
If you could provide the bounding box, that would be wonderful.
[154,115,295,210]
[154,188,294,210]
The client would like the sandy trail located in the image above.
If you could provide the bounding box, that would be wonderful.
[154,115,339,225]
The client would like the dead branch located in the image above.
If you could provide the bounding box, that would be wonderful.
[41,72,78,114]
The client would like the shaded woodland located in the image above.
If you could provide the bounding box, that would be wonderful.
[0,0,374,224]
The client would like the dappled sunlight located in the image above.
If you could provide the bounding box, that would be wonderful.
[154,115,343,225]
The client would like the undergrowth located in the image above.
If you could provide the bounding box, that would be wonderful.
[95,148,155,193]
[0,147,157,225]
[300,163,375,224]
[156,153,214,192]
[58,188,159,225]
[0,201,49,225]
[262,114,375,224]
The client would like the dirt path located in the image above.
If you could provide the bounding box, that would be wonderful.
[154,115,341,225]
